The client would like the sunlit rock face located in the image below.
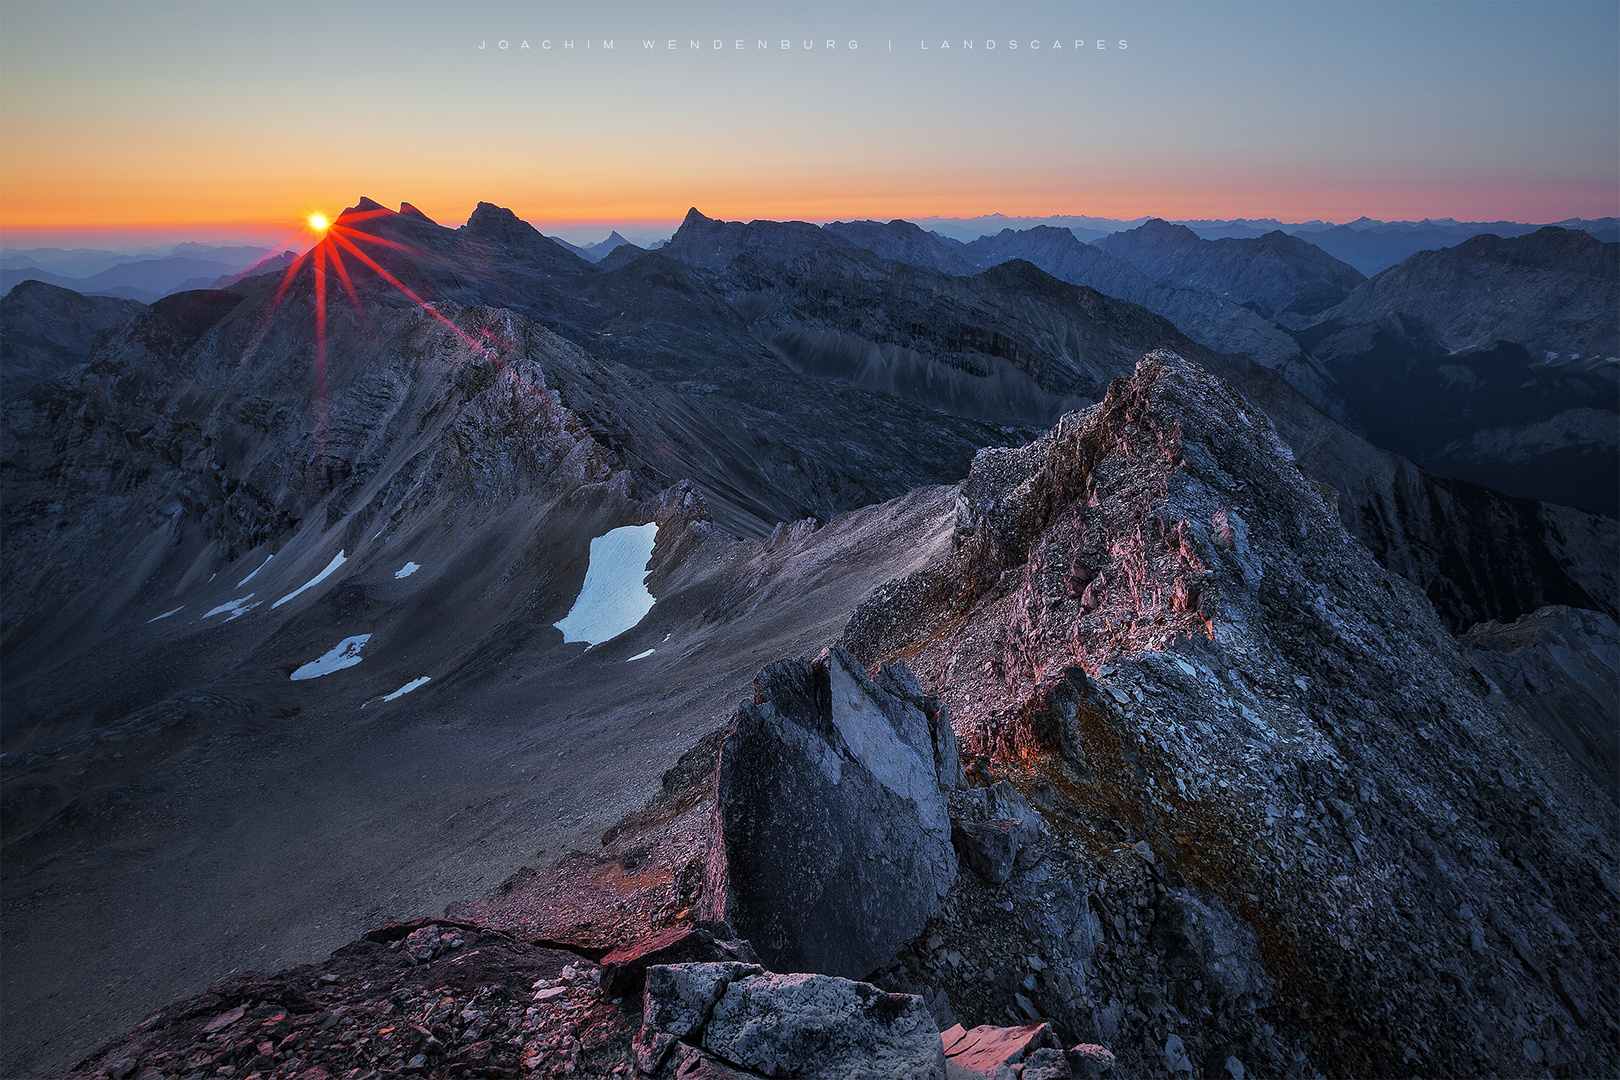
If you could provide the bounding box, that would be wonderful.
[843,351,1619,1078]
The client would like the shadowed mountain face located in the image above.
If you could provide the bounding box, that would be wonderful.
[1300,227,1620,517]
[0,279,146,389]
[822,219,981,276]
[935,225,1346,416]
[1094,218,1367,329]
[1,198,1616,1077]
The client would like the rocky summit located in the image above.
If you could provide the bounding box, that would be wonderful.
[2,200,1616,1080]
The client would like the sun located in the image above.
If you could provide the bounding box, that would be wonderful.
[309,213,329,231]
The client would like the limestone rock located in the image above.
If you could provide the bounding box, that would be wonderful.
[701,647,956,977]
[702,971,945,1080]
[600,923,760,1000]
[642,961,763,1042]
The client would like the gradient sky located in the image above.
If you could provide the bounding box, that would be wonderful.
[1,0,1616,247]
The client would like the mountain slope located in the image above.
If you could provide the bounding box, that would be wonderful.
[953,225,1343,413]
[1301,227,1620,516]
[822,218,981,275]
[0,280,145,388]
[1095,218,1366,328]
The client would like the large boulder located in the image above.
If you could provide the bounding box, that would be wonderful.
[703,971,945,1079]
[701,647,959,978]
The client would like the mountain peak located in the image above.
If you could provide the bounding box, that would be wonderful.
[342,196,390,217]
[398,202,436,224]
[681,207,714,228]
[1135,218,1200,241]
[464,201,538,239]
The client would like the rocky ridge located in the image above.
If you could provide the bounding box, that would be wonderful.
[838,351,1618,1077]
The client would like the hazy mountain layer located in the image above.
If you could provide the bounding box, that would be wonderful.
[1094,219,1366,329]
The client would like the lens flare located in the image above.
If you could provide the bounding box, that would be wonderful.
[249,201,544,496]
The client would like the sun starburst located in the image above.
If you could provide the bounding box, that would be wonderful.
[246,203,517,492]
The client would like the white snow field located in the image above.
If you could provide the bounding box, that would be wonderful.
[626,649,655,662]
[237,554,272,587]
[202,595,259,622]
[146,606,184,623]
[394,562,421,579]
[289,634,372,681]
[553,522,659,646]
[382,676,431,701]
[273,551,347,609]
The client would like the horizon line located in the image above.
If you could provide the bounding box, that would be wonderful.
[4,205,1616,253]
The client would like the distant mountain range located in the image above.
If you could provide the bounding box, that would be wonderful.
[909,214,1618,274]
[1300,227,1619,516]
[5,205,1614,519]
[0,243,281,303]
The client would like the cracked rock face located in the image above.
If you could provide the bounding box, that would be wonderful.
[846,350,1619,1078]
[700,647,960,979]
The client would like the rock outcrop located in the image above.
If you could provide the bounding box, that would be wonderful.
[641,965,946,1080]
[1461,604,1619,802]
[843,350,1619,1077]
[700,648,961,979]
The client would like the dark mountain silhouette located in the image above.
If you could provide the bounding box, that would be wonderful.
[0,279,146,388]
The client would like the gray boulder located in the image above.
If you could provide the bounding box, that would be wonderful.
[951,780,1046,884]
[703,971,946,1080]
[701,647,958,977]
[644,962,765,1041]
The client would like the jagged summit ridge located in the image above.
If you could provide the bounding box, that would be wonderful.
[842,349,1617,1076]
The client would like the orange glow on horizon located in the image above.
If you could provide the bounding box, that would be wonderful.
[2,179,1614,248]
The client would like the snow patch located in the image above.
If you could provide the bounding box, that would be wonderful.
[238,554,272,587]
[395,562,421,579]
[203,594,259,622]
[147,606,184,623]
[553,523,659,645]
[627,649,655,662]
[273,551,347,608]
[290,634,372,681]
[382,676,431,701]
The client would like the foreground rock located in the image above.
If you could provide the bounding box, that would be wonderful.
[66,919,635,1080]
[66,913,1116,1080]
[699,648,961,978]
[638,962,945,1079]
